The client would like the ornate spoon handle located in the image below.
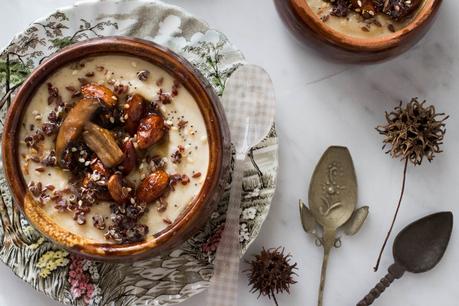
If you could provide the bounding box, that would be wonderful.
[317,228,336,306]
[207,156,245,306]
[357,263,405,306]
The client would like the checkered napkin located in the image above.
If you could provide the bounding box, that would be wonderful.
[207,65,275,306]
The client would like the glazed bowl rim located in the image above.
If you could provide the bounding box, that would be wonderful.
[1,36,230,261]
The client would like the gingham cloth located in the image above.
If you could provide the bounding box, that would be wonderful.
[207,65,275,306]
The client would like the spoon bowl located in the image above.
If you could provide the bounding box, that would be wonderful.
[394,211,453,273]
[222,65,276,155]
[357,212,453,306]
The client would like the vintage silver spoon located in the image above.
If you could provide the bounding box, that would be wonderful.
[207,65,275,306]
[357,211,453,306]
[300,146,369,306]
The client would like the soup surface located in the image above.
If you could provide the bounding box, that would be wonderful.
[19,55,210,244]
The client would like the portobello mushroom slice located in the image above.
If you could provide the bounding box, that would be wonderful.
[83,122,124,168]
[81,83,117,108]
[55,98,100,166]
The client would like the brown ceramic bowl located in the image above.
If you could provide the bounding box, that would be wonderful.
[2,37,231,261]
[274,0,442,62]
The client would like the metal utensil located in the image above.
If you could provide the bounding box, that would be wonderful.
[357,211,453,306]
[207,65,275,306]
[300,146,369,306]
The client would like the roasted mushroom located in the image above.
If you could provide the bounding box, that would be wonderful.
[55,98,100,166]
[83,122,124,168]
[136,169,169,204]
[124,94,146,136]
[136,114,166,150]
[81,83,117,108]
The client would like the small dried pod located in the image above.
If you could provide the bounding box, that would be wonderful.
[120,140,137,175]
[136,114,166,150]
[136,169,169,204]
[245,247,298,305]
[107,173,131,204]
[81,83,117,108]
[124,94,146,135]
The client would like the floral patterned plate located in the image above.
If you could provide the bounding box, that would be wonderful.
[0,0,278,305]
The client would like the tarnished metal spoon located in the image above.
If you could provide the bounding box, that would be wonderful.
[300,146,369,306]
[357,212,453,306]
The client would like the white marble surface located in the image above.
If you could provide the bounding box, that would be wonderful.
[1,0,458,306]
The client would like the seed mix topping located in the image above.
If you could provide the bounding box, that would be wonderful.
[323,0,421,32]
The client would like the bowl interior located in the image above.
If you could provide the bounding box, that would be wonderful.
[2,37,230,261]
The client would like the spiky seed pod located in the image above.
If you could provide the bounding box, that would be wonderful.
[373,98,449,272]
[245,247,297,306]
[376,98,448,166]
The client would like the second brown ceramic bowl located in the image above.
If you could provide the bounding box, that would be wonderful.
[274,0,442,62]
[2,37,231,261]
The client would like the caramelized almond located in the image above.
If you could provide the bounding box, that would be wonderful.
[107,173,130,204]
[81,83,117,108]
[136,170,169,203]
[121,140,137,175]
[136,114,165,150]
[124,94,146,135]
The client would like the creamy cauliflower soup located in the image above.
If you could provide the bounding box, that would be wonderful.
[19,55,209,244]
